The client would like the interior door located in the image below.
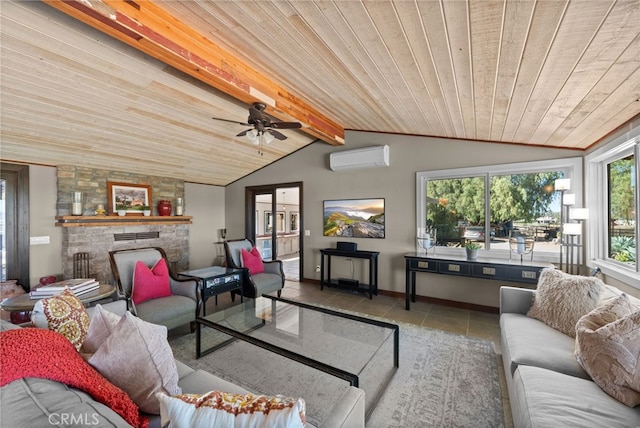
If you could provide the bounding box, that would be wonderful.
[1,163,29,288]
[246,183,302,281]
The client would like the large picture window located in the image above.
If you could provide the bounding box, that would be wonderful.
[586,127,640,289]
[607,154,636,265]
[417,158,582,262]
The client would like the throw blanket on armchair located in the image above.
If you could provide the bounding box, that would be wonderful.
[0,328,147,428]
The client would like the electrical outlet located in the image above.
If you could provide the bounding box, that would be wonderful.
[315,265,321,272]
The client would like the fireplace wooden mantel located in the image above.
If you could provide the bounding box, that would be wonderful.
[55,215,192,227]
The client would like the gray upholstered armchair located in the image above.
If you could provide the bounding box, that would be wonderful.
[108,247,198,330]
[224,238,285,299]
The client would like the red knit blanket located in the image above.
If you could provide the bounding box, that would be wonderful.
[0,328,147,428]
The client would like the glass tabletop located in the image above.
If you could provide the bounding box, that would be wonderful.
[196,294,398,417]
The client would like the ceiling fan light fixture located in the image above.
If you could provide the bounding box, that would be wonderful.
[245,129,258,142]
[263,132,275,144]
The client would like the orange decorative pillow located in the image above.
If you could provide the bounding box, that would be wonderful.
[241,247,264,275]
[132,258,172,305]
[31,288,90,351]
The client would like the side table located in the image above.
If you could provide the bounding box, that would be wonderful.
[179,266,243,315]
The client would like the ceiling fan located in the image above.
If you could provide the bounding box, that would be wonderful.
[212,102,302,154]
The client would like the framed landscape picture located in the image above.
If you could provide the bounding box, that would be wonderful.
[323,198,385,238]
[107,181,152,215]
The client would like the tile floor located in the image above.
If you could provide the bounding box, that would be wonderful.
[202,280,513,428]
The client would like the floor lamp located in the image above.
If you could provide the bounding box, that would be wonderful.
[563,208,589,275]
[555,178,571,271]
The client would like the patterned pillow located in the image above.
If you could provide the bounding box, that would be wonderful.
[31,288,90,351]
[88,311,181,414]
[527,267,603,337]
[156,390,306,428]
[575,294,640,407]
[241,247,264,275]
[132,258,172,305]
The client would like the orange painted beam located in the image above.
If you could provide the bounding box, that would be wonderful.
[43,0,344,145]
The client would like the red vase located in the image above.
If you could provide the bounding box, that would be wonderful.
[158,200,172,216]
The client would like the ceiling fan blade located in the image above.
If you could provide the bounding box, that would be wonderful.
[236,128,252,137]
[268,129,288,140]
[270,121,302,129]
[212,117,250,126]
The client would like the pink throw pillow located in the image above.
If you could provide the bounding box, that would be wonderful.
[241,247,264,275]
[132,258,172,305]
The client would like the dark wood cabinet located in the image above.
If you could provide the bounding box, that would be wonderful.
[404,253,548,310]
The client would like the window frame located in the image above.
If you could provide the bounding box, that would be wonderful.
[416,157,583,262]
[586,126,640,289]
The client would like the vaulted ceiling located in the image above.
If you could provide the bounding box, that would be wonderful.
[1,0,639,185]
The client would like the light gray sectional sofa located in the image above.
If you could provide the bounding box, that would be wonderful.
[500,286,640,428]
[0,318,365,428]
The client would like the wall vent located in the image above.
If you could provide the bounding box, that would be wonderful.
[114,232,160,241]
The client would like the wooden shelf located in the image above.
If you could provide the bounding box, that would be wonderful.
[55,215,192,227]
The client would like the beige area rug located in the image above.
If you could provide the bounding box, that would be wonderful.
[170,312,504,428]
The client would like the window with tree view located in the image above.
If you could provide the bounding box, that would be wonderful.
[418,158,581,259]
[607,154,636,266]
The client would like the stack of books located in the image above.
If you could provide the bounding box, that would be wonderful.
[29,278,99,299]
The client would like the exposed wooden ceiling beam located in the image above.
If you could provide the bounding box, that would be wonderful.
[43,0,345,146]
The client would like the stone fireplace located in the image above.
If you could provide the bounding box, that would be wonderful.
[57,166,190,285]
[61,222,190,285]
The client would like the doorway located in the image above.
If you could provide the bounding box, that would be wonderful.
[1,163,30,288]
[245,182,302,281]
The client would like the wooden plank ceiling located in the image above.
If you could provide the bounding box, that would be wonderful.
[1,0,639,186]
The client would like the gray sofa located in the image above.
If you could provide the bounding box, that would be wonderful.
[499,286,640,428]
[0,319,365,428]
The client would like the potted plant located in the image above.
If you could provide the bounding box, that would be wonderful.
[465,241,480,260]
[115,204,128,216]
[141,205,151,216]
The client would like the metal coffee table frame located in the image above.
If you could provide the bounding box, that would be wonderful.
[196,294,399,414]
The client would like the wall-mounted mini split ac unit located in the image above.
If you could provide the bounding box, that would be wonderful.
[329,145,390,171]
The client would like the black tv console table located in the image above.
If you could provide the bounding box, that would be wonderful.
[404,253,549,310]
[320,248,379,299]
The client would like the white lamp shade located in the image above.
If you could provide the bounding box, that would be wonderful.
[263,132,275,144]
[570,208,589,220]
[555,178,571,191]
[563,193,576,205]
[563,223,582,235]
[245,129,258,143]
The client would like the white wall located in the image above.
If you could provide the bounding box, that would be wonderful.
[185,182,226,268]
[29,165,63,285]
[225,131,579,308]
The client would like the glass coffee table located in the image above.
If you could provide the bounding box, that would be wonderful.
[195,294,399,419]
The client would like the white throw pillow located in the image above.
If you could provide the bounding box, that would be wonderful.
[527,266,603,337]
[157,390,306,428]
[88,311,181,414]
[81,304,120,353]
[575,294,640,407]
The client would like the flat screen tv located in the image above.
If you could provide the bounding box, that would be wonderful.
[323,198,385,238]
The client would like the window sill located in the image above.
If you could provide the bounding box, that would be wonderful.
[588,259,640,290]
